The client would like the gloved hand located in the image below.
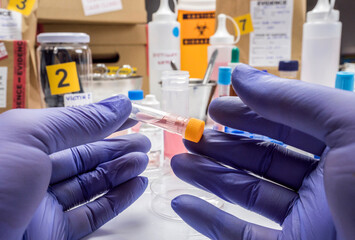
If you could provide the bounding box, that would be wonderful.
[0,96,150,240]
[171,64,355,240]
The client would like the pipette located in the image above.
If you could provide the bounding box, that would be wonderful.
[130,103,205,143]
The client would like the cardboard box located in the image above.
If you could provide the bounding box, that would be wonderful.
[0,40,30,113]
[41,24,149,94]
[38,0,147,24]
[1,0,42,109]
[216,0,306,78]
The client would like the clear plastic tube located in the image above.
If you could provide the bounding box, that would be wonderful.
[218,84,230,97]
[130,103,190,139]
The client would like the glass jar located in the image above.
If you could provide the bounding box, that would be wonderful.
[37,33,92,107]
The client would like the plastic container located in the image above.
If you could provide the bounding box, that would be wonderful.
[208,14,240,81]
[228,47,240,71]
[150,173,224,221]
[148,0,180,101]
[301,0,342,87]
[139,95,164,172]
[213,66,231,131]
[177,0,216,79]
[278,60,299,79]
[161,71,190,162]
[130,103,205,143]
[128,90,144,133]
[37,33,92,108]
[335,72,354,91]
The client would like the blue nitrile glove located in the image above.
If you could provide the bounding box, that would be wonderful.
[0,95,150,240]
[171,64,355,240]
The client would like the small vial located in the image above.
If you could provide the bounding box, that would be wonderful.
[130,103,205,143]
[213,67,232,131]
[278,60,299,79]
[335,71,354,92]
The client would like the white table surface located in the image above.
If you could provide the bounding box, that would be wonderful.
[83,173,282,240]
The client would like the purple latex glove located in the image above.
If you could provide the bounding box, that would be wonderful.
[171,64,355,240]
[0,95,151,240]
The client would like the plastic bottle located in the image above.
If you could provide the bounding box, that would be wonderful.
[228,47,240,71]
[128,90,144,133]
[139,95,164,171]
[161,71,189,163]
[177,0,216,79]
[208,14,240,81]
[301,0,342,87]
[213,66,232,132]
[335,72,354,91]
[278,60,299,79]
[148,0,180,101]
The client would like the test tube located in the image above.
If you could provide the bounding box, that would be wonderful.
[213,66,232,131]
[130,103,205,143]
[218,66,232,97]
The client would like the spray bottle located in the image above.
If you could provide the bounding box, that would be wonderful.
[208,14,240,81]
[148,0,180,101]
[301,0,342,87]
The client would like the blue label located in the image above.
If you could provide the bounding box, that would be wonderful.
[173,27,179,37]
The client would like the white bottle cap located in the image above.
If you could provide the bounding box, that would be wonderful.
[307,0,339,22]
[178,0,216,11]
[141,94,160,109]
[37,33,90,43]
[152,0,176,22]
[210,14,234,45]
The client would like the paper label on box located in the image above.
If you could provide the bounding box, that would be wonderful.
[0,42,8,60]
[249,0,294,67]
[0,67,8,108]
[64,92,93,107]
[13,41,27,108]
[150,50,180,71]
[234,13,254,35]
[46,62,81,96]
[81,0,122,16]
[0,9,22,40]
[7,0,36,16]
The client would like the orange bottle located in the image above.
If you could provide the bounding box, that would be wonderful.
[177,0,216,79]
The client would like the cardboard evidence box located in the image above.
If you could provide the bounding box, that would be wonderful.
[41,24,149,94]
[38,0,147,24]
[0,40,30,113]
[216,0,306,78]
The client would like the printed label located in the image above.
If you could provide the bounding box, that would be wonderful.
[46,62,81,96]
[64,92,93,107]
[0,9,22,40]
[0,67,8,108]
[150,50,180,71]
[7,0,36,16]
[81,0,122,16]
[107,66,119,75]
[249,0,294,67]
[234,13,254,35]
[12,41,26,108]
[178,10,215,79]
[0,42,8,60]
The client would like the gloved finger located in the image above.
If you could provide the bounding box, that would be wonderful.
[50,152,148,210]
[0,95,132,154]
[172,195,280,240]
[232,64,355,147]
[171,153,298,224]
[183,130,317,190]
[209,97,325,156]
[66,176,147,240]
[50,133,150,184]
[116,118,138,131]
